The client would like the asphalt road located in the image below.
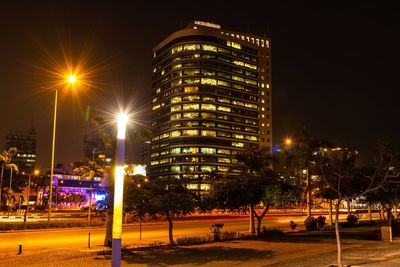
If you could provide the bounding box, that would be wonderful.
[0,211,380,255]
[0,215,304,254]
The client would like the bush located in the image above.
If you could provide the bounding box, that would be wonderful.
[210,223,224,241]
[316,216,326,229]
[261,226,285,238]
[176,235,212,246]
[289,220,297,230]
[304,216,318,231]
[346,214,359,226]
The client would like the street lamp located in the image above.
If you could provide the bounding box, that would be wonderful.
[112,113,128,267]
[48,75,77,223]
[25,169,39,223]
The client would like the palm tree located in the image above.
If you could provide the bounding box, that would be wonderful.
[73,159,105,223]
[0,147,19,207]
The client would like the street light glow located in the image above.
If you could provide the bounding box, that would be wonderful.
[68,75,77,84]
[285,138,293,146]
[117,113,128,139]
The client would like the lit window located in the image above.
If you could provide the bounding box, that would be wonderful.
[183,44,200,51]
[266,84,270,88]
[201,104,216,111]
[232,142,244,147]
[183,129,199,136]
[171,165,180,172]
[244,63,257,70]
[217,131,231,138]
[261,99,265,103]
[201,130,216,137]
[183,95,200,101]
[170,130,181,137]
[202,122,215,127]
[171,46,183,54]
[261,107,265,111]
[202,96,215,102]
[217,80,230,87]
[245,79,257,86]
[218,98,230,103]
[200,184,210,190]
[152,104,160,110]
[201,78,217,85]
[171,96,182,103]
[201,112,216,119]
[232,76,244,82]
[218,149,231,154]
[171,148,181,154]
[232,60,244,66]
[171,105,181,112]
[261,91,265,95]
[218,158,231,163]
[150,160,159,166]
[246,135,258,141]
[171,79,182,86]
[218,166,229,171]
[233,84,244,90]
[245,103,258,109]
[232,133,244,139]
[202,44,217,51]
[182,147,199,153]
[184,86,199,93]
[160,133,169,139]
[183,103,200,110]
[183,69,200,76]
[201,165,214,172]
[201,147,216,154]
[183,78,200,84]
[218,106,231,112]
[227,41,241,49]
[170,113,181,120]
[160,158,169,164]
[150,152,159,158]
[156,88,161,93]
[172,64,182,70]
[152,97,158,103]
[187,184,199,190]
[183,112,199,118]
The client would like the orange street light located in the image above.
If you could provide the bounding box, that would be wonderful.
[48,74,79,223]
[284,138,293,146]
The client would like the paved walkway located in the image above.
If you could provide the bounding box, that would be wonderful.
[2,234,400,266]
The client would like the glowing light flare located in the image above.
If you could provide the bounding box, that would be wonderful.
[34,169,40,176]
[284,138,293,146]
[112,165,125,239]
[117,113,128,139]
[68,75,77,84]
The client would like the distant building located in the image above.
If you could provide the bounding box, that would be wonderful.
[83,134,112,166]
[5,128,37,173]
[150,21,272,191]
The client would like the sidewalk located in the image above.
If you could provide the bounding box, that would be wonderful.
[2,233,400,266]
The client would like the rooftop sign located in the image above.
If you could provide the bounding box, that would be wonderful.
[194,21,221,29]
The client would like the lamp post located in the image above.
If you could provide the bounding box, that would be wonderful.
[112,113,128,267]
[48,75,77,222]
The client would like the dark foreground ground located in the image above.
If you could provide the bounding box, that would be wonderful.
[2,226,400,267]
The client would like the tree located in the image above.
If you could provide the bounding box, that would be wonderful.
[73,159,105,223]
[210,145,300,236]
[315,144,398,267]
[0,147,19,207]
[124,177,196,246]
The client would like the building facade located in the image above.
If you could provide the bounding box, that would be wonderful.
[5,129,37,173]
[150,21,272,191]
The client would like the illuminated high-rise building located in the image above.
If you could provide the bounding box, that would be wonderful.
[150,21,272,191]
[5,128,37,173]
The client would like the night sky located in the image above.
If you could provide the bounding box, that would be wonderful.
[0,1,399,169]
